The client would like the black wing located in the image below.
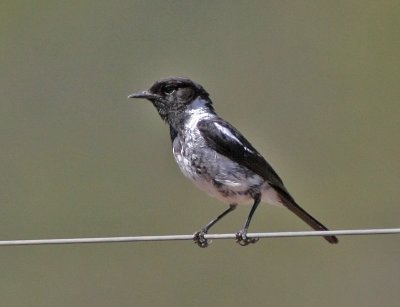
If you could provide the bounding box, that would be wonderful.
[197,118,285,189]
[198,117,339,244]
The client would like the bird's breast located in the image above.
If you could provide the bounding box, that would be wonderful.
[172,130,266,205]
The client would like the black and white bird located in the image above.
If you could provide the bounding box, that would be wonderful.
[128,77,338,247]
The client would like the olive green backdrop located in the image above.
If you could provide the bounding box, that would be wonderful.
[1,1,399,306]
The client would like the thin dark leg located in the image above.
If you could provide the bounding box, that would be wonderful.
[194,204,237,248]
[236,194,261,246]
[203,204,237,233]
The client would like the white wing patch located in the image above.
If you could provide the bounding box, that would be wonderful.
[213,122,243,145]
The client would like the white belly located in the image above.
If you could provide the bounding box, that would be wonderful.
[173,140,282,206]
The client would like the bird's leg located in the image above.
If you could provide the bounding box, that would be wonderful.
[194,204,237,248]
[236,194,261,246]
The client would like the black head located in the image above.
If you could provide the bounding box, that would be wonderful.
[128,77,212,123]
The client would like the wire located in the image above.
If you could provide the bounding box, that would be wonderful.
[0,228,399,246]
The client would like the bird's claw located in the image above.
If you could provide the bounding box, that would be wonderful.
[193,230,211,248]
[235,230,259,246]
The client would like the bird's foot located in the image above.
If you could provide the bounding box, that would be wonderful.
[193,230,211,248]
[235,229,259,246]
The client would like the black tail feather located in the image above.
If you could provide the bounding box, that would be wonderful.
[276,188,338,244]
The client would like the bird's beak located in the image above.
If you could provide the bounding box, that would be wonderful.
[128,90,159,100]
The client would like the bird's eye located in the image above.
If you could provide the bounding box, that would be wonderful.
[164,86,176,94]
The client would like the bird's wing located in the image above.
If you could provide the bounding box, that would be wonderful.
[198,118,338,243]
[197,118,285,189]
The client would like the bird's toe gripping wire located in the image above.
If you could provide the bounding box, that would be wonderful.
[193,230,211,248]
[235,229,259,246]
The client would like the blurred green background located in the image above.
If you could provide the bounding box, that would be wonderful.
[1,1,399,306]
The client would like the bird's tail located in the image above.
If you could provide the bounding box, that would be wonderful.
[276,188,338,244]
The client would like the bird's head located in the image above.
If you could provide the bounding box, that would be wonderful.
[128,77,212,124]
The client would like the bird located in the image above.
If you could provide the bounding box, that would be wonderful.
[128,77,338,247]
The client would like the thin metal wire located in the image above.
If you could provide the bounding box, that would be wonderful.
[0,228,399,246]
